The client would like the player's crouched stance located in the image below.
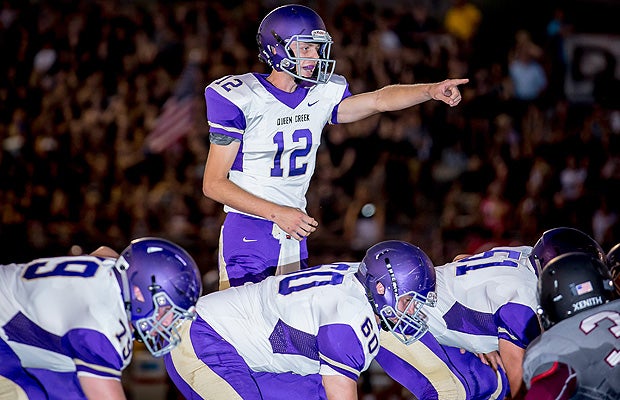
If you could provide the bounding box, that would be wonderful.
[522,252,619,399]
[164,244,435,400]
[0,237,202,400]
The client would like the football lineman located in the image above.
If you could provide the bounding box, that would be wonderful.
[164,243,436,400]
[522,252,619,399]
[0,237,202,400]
[376,227,606,399]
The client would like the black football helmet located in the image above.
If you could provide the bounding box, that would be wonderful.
[605,243,620,295]
[529,227,606,276]
[537,252,615,329]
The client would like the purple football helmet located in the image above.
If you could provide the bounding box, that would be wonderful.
[357,240,437,344]
[605,243,620,295]
[529,227,606,276]
[114,237,202,357]
[256,4,335,85]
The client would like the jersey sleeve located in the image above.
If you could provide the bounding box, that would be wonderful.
[495,302,541,348]
[315,283,379,381]
[65,328,128,379]
[330,77,352,125]
[205,85,246,140]
[316,323,367,380]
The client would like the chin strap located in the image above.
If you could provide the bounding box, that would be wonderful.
[114,256,133,322]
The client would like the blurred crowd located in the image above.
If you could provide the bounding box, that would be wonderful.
[2,0,620,285]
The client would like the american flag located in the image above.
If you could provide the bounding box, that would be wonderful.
[145,57,200,153]
[575,281,593,295]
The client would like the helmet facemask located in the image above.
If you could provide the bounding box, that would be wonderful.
[133,290,197,358]
[263,30,335,86]
[375,286,437,345]
[283,31,335,85]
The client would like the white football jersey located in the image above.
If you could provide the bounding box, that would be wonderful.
[196,262,379,379]
[205,72,349,214]
[424,246,540,353]
[0,256,132,379]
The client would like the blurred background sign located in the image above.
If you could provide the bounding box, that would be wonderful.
[565,33,620,107]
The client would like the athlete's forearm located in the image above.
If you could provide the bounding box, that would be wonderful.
[203,177,282,220]
[337,78,467,123]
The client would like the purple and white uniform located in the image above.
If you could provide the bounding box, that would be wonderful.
[376,330,509,400]
[426,246,541,353]
[205,72,351,288]
[377,246,540,399]
[0,256,132,400]
[164,262,379,400]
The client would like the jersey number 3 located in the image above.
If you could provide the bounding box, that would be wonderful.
[580,310,620,367]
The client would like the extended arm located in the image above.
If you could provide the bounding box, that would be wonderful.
[202,142,317,240]
[498,338,526,399]
[322,375,358,400]
[336,79,469,124]
[79,376,126,400]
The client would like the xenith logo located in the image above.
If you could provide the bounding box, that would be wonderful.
[572,296,603,312]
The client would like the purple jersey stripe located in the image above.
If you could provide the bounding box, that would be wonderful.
[253,73,308,109]
[4,312,64,353]
[496,303,541,347]
[442,302,496,336]
[205,87,245,139]
[317,324,366,380]
[4,312,124,374]
[269,319,319,360]
[231,139,244,171]
[26,368,86,400]
[331,83,352,124]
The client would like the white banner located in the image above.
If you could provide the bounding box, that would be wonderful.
[564,33,620,104]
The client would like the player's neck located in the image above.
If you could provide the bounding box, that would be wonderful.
[266,71,297,93]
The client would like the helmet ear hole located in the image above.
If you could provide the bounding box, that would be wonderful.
[375,282,385,295]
